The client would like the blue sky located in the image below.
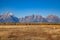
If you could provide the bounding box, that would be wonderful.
[0,0,60,17]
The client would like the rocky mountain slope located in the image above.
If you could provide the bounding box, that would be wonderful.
[0,12,60,23]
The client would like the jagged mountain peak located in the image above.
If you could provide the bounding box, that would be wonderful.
[0,12,14,19]
[0,12,19,23]
[47,15,60,23]
[47,15,59,18]
[19,15,47,22]
[3,11,13,16]
[25,14,42,19]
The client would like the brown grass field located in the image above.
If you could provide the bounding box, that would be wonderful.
[0,24,60,40]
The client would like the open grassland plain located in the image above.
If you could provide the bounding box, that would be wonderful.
[0,24,60,40]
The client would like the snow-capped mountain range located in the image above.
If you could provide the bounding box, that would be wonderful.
[0,12,60,23]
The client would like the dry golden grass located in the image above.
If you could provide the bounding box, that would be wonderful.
[0,24,60,40]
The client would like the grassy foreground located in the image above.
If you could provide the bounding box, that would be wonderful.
[0,24,60,40]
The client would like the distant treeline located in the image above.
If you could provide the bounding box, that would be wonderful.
[0,22,60,25]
